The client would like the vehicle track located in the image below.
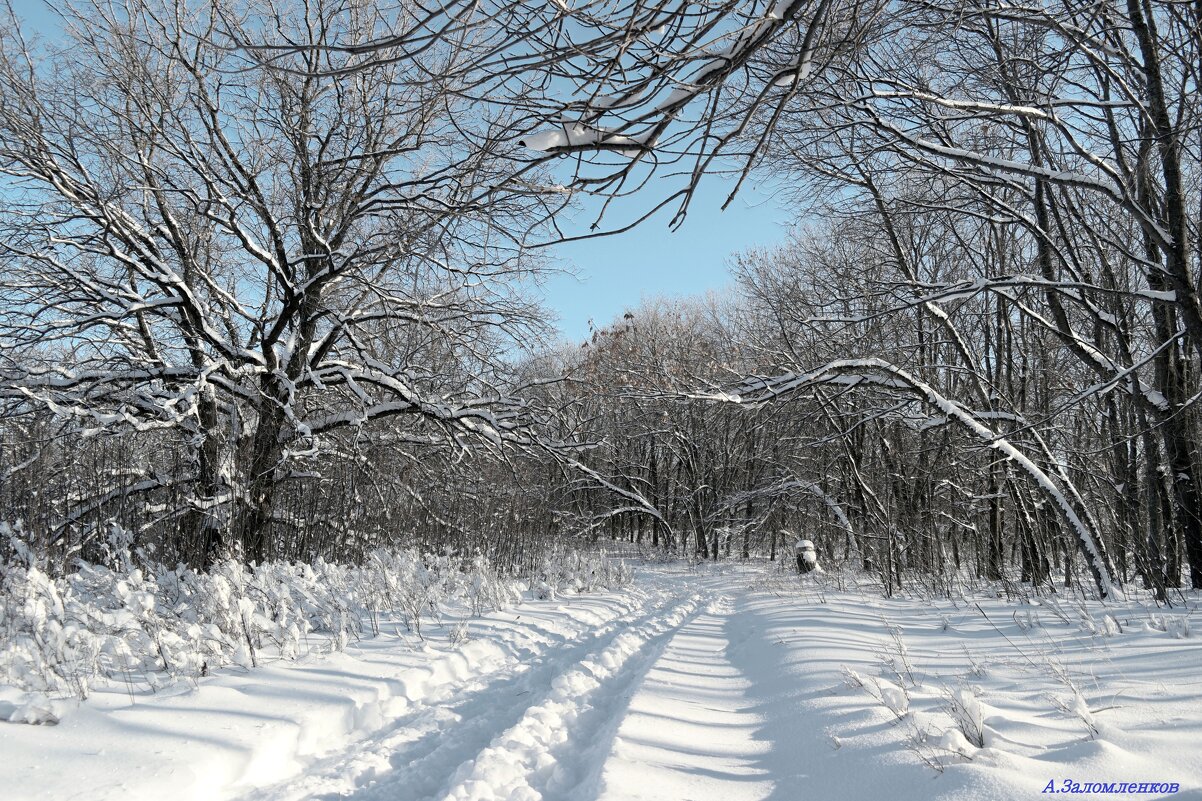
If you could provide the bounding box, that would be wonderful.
[238,586,698,801]
[432,592,705,801]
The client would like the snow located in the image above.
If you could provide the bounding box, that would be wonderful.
[519,125,639,153]
[0,588,647,801]
[727,569,1201,799]
[772,54,812,86]
[593,596,771,801]
[3,564,1200,801]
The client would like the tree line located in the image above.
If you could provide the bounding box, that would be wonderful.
[0,0,1198,599]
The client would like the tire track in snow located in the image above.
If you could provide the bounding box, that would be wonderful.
[434,592,706,801]
[238,586,689,801]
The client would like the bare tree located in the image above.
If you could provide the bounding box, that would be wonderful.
[0,0,565,564]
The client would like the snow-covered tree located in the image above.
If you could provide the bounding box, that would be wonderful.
[0,0,562,564]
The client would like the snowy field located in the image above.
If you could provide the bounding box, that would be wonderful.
[4,563,1200,801]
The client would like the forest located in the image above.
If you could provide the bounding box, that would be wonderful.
[1,0,1199,604]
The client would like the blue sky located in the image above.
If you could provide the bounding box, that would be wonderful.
[544,178,792,342]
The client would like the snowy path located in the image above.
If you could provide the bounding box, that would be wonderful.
[592,596,772,801]
[246,580,780,801]
[7,565,1202,801]
[248,584,703,801]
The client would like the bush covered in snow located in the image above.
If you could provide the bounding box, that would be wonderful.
[530,547,633,600]
[945,687,986,748]
[0,525,632,705]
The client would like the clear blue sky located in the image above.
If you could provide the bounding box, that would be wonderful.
[544,178,792,343]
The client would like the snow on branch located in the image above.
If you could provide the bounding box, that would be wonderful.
[703,359,1119,598]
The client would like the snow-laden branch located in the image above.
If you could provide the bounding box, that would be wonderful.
[701,359,1119,598]
[553,451,672,533]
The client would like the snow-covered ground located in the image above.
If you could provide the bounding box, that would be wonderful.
[4,564,1200,800]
